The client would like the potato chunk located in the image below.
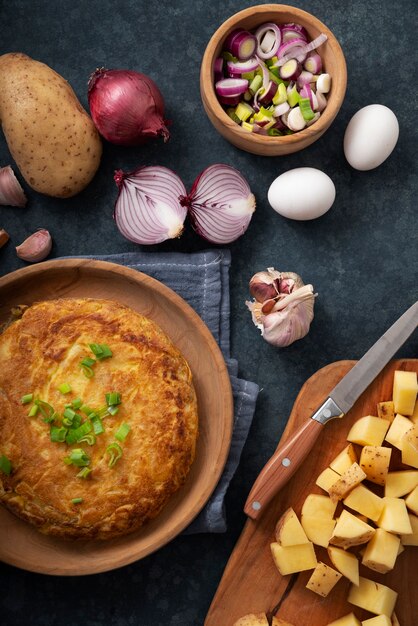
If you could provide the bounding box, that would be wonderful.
[348,577,398,617]
[343,484,384,522]
[274,507,309,546]
[330,444,358,474]
[405,485,418,515]
[347,416,390,447]
[301,493,337,519]
[328,462,367,502]
[385,414,413,450]
[359,446,391,485]
[361,616,392,626]
[330,509,375,548]
[326,614,361,626]
[361,528,400,573]
[270,541,317,575]
[306,561,342,597]
[377,497,412,535]
[400,513,418,546]
[328,545,359,585]
[385,471,418,498]
[316,467,340,493]
[377,401,395,422]
[393,370,418,415]
[401,424,418,468]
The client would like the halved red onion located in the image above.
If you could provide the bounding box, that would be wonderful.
[114,166,187,245]
[183,164,255,244]
[215,77,249,98]
[214,57,224,83]
[274,33,328,67]
[227,57,260,76]
[254,22,282,59]
[0,166,27,207]
[224,29,257,60]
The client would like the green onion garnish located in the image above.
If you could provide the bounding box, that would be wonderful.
[0,454,12,475]
[89,343,113,360]
[115,423,131,442]
[65,421,92,445]
[80,405,95,416]
[97,405,110,418]
[78,433,96,446]
[43,411,59,424]
[50,425,68,443]
[81,357,96,368]
[64,449,90,467]
[58,382,72,395]
[71,397,82,410]
[90,414,104,435]
[63,407,76,421]
[106,392,121,407]
[71,497,83,504]
[35,399,55,420]
[80,361,95,378]
[21,393,33,404]
[107,405,119,416]
[106,442,122,468]
[77,467,92,479]
[28,405,39,417]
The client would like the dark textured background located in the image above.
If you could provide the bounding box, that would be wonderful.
[0,1,417,625]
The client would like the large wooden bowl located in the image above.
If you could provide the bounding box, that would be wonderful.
[200,4,347,156]
[0,259,234,575]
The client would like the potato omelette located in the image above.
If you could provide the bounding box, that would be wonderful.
[0,298,198,540]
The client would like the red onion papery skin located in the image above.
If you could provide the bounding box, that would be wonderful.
[114,166,187,245]
[181,164,256,244]
[88,69,170,146]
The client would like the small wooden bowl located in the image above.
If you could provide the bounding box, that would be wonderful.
[200,4,347,156]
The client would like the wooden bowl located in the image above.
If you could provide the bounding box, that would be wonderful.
[200,4,347,156]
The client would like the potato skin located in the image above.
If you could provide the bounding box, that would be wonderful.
[0,53,102,198]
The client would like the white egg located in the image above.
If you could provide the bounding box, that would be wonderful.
[267,167,336,221]
[344,104,399,171]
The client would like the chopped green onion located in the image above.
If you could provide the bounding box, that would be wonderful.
[64,403,72,408]
[115,423,131,442]
[28,405,39,417]
[78,433,96,446]
[106,392,121,407]
[80,359,95,378]
[35,399,55,420]
[77,467,92,479]
[58,382,72,395]
[64,449,90,467]
[71,397,82,410]
[81,357,95,368]
[0,454,12,475]
[89,343,113,360]
[43,411,59,424]
[268,128,283,136]
[106,442,123,468]
[63,407,76,421]
[97,405,110,418]
[65,421,92,445]
[50,425,68,443]
[80,405,95,416]
[90,414,104,435]
[21,393,33,404]
[71,497,83,504]
[107,405,119,417]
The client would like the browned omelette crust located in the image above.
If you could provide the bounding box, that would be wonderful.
[0,298,198,540]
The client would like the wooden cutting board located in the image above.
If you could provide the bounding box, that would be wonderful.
[205,359,417,626]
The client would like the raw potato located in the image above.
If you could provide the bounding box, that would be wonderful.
[361,528,400,573]
[0,53,102,197]
[347,415,390,447]
[274,507,309,546]
[328,462,367,502]
[316,466,340,492]
[328,545,359,585]
[401,424,418,468]
[232,614,269,626]
[377,497,412,535]
[301,493,337,518]
[362,616,392,626]
[305,561,342,597]
[385,471,418,498]
[377,401,395,422]
[400,513,418,546]
[326,614,361,626]
[330,444,358,474]
[392,370,418,415]
[343,484,384,522]
[301,516,336,548]
[330,509,375,548]
[348,577,398,617]
[359,446,392,485]
[405,485,418,515]
[270,541,317,575]
[385,414,413,450]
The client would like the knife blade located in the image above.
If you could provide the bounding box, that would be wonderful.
[244,301,418,520]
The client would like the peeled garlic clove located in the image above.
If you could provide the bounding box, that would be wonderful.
[0,166,27,207]
[249,267,282,302]
[16,229,52,263]
[0,228,10,249]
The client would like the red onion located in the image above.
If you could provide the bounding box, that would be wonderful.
[274,33,328,67]
[227,57,260,75]
[214,58,224,83]
[224,29,257,61]
[182,164,255,245]
[88,68,170,146]
[114,166,187,244]
[215,78,249,98]
[254,23,282,60]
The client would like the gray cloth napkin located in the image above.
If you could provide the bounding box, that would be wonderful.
[80,250,259,533]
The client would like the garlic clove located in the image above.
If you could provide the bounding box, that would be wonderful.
[16,229,52,263]
[0,228,10,249]
[0,166,27,207]
[249,267,282,302]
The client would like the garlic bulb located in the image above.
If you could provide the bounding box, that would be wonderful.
[246,268,316,348]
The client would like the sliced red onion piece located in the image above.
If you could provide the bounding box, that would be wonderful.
[214,57,224,83]
[254,22,281,60]
[277,37,307,59]
[316,90,328,111]
[274,33,328,67]
[227,57,260,75]
[281,23,308,41]
[279,59,302,81]
[0,166,27,207]
[184,164,255,245]
[258,80,278,104]
[297,70,313,88]
[274,102,290,117]
[215,77,249,98]
[114,166,187,245]
[304,53,322,74]
[225,29,257,61]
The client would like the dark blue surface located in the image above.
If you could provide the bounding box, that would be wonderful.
[0,1,417,625]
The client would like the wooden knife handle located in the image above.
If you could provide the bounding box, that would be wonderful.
[244,418,324,519]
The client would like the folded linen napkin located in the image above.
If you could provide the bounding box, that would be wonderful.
[80,250,259,533]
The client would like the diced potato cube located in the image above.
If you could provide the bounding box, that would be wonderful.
[401,424,418,468]
[361,616,392,626]
[316,467,340,492]
[301,493,337,519]
[405,485,418,515]
[411,400,418,425]
[348,577,398,617]
[385,471,418,498]
[274,507,309,546]
[328,545,359,585]
[326,615,361,626]
[377,497,413,535]
[330,509,375,548]
[347,416,390,447]
[377,401,395,422]
[400,513,418,546]
[306,561,342,597]
[233,614,269,626]
[329,463,367,502]
[393,370,418,415]
[343,484,385,522]
[361,528,400,573]
[385,414,413,450]
[270,541,317,576]
[359,446,392,485]
[301,516,336,548]
[330,444,358,474]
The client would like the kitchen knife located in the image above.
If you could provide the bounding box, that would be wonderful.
[244,300,418,520]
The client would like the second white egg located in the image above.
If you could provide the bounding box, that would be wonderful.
[267,167,336,221]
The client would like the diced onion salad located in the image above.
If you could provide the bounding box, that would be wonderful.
[214,22,332,136]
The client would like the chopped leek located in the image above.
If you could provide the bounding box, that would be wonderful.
[235,102,254,122]
[249,74,262,95]
[106,442,123,468]
[272,82,287,105]
[299,97,315,121]
[115,423,131,442]
[0,454,12,475]
[21,393,33,404]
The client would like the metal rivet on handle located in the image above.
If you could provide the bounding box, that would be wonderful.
[323,408,332,418]
[282,457,291,467]
[252,501,261,511]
